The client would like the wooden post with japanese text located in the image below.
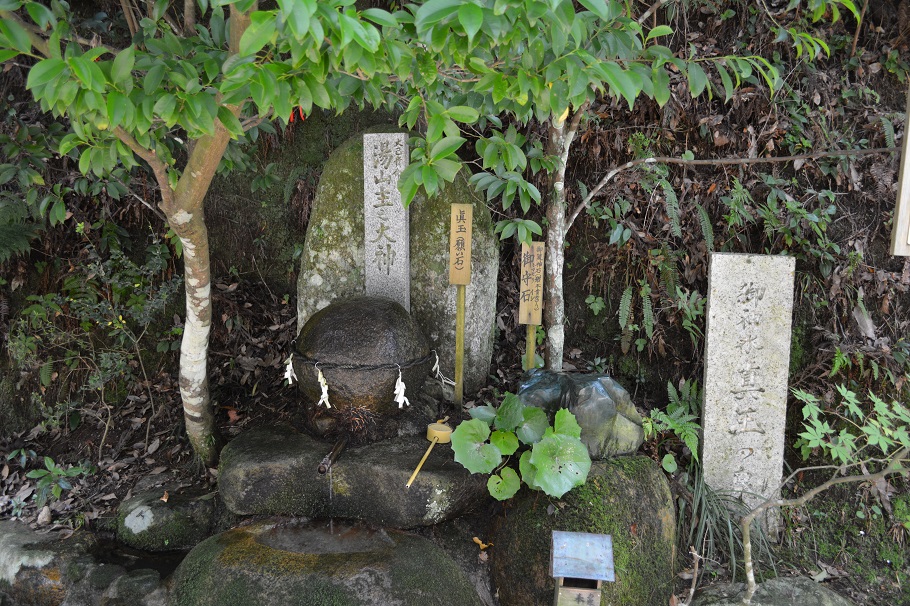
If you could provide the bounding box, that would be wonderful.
[449,204,473,407]
[892,80,910,256]
[519,242,545,370]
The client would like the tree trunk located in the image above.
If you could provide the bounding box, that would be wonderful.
[543,116,578,371]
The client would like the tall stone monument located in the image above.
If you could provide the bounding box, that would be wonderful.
[363,132,410,310]
[701,253,795,530]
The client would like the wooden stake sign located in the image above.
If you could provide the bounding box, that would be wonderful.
[449,204,473,285]
[448,203,473,406]
[519,242,545,370]
[892,81,910,256]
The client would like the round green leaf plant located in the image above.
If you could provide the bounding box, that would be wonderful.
[451,393,591,500]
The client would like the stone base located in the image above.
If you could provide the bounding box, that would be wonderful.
[218,426,489,528]
[170,520,485,606]
[692,577,856,606]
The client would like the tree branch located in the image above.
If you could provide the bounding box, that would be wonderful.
[184,0,196,36]
[113,126,175,211]
[740,448,908,605]
[0,9,119,57]
[566,146,899,233]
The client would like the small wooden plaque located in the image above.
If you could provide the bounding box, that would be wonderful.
[449,204,473,285]
[519,242,545,325]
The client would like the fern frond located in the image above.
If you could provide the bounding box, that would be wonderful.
[0,224,37,263]
[283,166,306,205]
[642,293,654,340]
[660,179,682,238]
[880,116,896,149]
[618,286,633,329]
[696,203,714,251]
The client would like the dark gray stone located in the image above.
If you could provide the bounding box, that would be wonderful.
[492,457,676,606]
[293,297,431,428]
[691,577,856,606]
[218,426,488,528]
[170,519,485,606]
[516,369,644,459]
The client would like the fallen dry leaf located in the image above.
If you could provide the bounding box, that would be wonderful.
[160,491,169,503]
[472,536,493,550]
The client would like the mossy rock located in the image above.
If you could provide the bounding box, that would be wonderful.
[115,481,216,552]
[0,365,41,437]
[296,130,498,395]
[170,519,484,606]
[691,577,856,606]
[491,456,675,606]
[218,427,488,528]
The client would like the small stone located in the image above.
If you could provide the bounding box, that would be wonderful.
[37,506,52,526]
[115,478,216,552]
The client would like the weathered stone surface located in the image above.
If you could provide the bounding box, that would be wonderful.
[116,476,216,552]
[293,297,431,421]
[691,577,856,606]
[363,132,410,310]
[170,519,485,606]
[491,457,675,606]
[516,370,644,459]
[702,253,795,526]
[296,130,498,396]
[218,426,488,528]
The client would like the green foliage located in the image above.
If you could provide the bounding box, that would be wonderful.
[644,379,702,472]
[8,227,180,413]
[25,456,96,509]
[453,394,591,499]
[586,194,632,246]
[585,294,605,316]
[793,385,910,464]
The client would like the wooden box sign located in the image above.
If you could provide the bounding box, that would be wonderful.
[550,530,614,606]
[519,242,545,325]
[449,203,473,284]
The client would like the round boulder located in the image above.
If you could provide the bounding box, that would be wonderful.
[492,456,675,606]
[294,297,431,422]
[170,519,485,606]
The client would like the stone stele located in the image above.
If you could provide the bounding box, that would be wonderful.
[296,129,498,396]
[363,132,410,311]
[701,253,795,528]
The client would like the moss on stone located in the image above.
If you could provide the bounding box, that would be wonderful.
[492,456,675,606]
[170,523,484,606]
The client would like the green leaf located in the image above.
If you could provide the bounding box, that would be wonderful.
[25,2,55,29]
[451,419,502,474]
[661,453,678,473]
[468,405,497,424]
[653,66,670,107]
[447,105,479,123]
[687,62,709,98]
[111,46,135,84]
[494,392,525,432]
[0,17,31,53]
[458,3,483,43]
[429,136,464,162]
[217,106,244,138]
[361,8,398,27]
[487,467,520,500]
[26,58,66,89]
[239,11,277,56]
[578,0,610,20]
[491,430,519,456]
[515,406,548,444]
[414,0,461,31]
[554,408,582,439]
[144,64,165,92]
[528,433,591,498]
[646,25,673,41]
[519,449,540,490]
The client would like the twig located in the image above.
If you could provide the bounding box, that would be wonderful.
[681,546,701,606]
[638,0,672,25]
[566,146,899,233]
[851,0,869,58]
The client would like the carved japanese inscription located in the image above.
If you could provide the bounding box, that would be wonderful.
[518,242,544,325]
[363,133,410,310]
[702,253,795,530]
[449,203,473,285]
